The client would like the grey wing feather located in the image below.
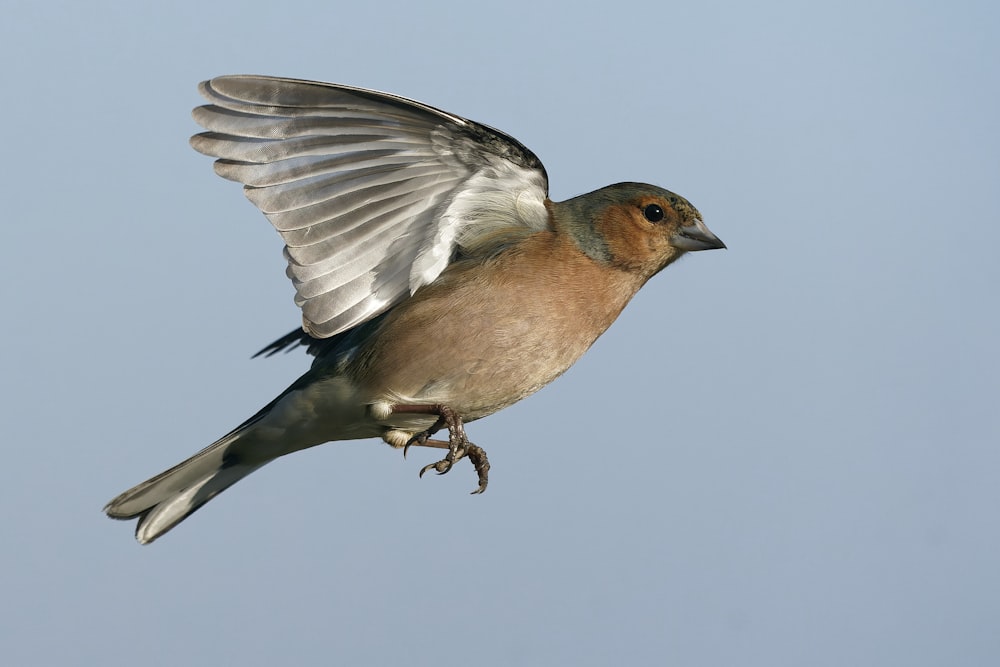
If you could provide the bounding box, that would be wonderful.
[191,75,550,338]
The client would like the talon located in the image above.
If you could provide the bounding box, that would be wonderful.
[403,416,445,459]
[389,403,492,493]
[465,444,490,494]
[403,433,424,459]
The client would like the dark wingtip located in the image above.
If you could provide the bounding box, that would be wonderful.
[252,328,312,358]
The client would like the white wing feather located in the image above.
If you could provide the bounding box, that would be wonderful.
[191,75,550,338]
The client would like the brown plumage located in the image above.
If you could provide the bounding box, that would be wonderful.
[104,76,724,543]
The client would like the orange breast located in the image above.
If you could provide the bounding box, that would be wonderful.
[348,231,647,419]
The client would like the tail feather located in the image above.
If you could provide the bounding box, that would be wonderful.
[133,462,259,544]
[105,375,352,543]
[104,427,262,544]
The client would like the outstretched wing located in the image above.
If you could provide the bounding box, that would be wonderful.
[191,75,550,338]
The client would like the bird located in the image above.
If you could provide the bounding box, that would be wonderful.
[104,75,725,544]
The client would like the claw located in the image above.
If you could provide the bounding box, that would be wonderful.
[403,433,423,459]
[403,413,447,459]
[390,403,491,493]
[465,444,490,494]
[419,457,455,477]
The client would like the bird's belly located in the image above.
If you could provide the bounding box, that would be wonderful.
[361,308,601,423]
[348,238,639,429]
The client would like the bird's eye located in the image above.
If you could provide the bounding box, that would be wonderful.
[643,203,664,223]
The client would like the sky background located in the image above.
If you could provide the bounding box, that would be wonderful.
[2,1,998,665]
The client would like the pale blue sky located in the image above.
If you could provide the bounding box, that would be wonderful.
[2,1,998,665]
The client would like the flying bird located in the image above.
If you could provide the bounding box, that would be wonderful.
[104,75,725,543]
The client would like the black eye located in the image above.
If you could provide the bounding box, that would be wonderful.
[643,203,664,223]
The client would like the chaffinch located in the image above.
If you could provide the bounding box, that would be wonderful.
[105,75,725,543]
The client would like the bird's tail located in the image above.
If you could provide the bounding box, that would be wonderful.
[104,423,265,544]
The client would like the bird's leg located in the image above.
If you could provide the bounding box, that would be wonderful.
[391,403,490,494]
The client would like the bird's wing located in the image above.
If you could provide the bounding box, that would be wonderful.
[191,75,550,338]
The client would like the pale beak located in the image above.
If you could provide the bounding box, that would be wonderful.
[671,219,726,251]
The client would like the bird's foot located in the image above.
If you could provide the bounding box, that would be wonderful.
[417,440,490,495]
[393,403,490,494]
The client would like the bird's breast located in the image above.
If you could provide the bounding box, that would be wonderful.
[349,231,646,422]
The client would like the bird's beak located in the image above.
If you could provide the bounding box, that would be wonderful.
[671,219,726,251]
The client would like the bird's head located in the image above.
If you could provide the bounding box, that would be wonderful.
[554,182,725,279]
